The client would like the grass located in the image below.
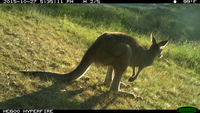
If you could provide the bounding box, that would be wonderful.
[0,4,200,109]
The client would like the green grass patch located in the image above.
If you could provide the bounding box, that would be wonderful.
[0,4,199,109]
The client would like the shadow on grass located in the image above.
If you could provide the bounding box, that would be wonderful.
[0,71,81,109]
[80,92,117,109]
[0,71,136,109]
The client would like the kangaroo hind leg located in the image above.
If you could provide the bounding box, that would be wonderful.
[104,66,113,87]
[109,44,132,92]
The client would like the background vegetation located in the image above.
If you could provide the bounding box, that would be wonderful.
[0,4,199,109]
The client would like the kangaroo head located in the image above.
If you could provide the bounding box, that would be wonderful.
[149,33,168,58]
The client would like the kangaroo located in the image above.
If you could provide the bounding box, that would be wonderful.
[63,32,168,93]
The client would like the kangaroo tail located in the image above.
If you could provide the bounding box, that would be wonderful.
[64,47,94,81]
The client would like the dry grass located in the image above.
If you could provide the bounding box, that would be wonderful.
[0,4,199,109]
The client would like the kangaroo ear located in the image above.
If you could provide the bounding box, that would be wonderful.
[158,40,169,48]
[151,33,157,44]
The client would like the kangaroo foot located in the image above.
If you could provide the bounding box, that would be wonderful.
[109,90,143,100]
[120,82,131,88]
[109,91,135,98]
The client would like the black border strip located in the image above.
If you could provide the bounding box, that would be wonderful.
[1,0,199,3]
[0,110,179,113]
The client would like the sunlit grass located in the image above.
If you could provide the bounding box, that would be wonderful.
[0,4,199,109]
